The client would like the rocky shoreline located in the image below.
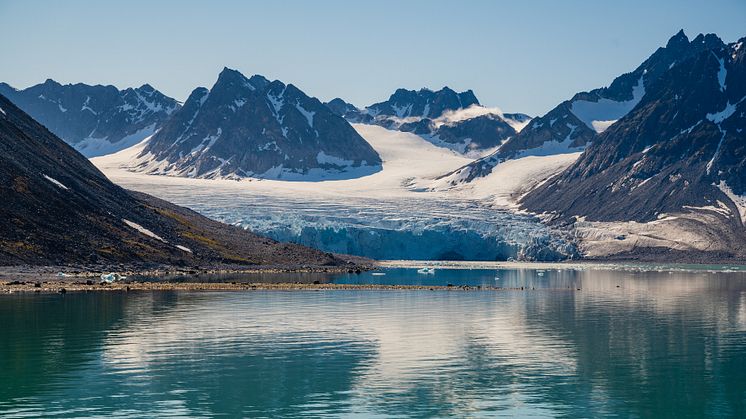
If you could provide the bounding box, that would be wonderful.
[0,263,374,283]
[0,279,570,294]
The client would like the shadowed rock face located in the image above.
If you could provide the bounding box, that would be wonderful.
[133,68,381,180]
[0,94,346,267]
[520,35,746,259]
[451,30,728,182]
[399,114,517,153]
[0,80,179,157]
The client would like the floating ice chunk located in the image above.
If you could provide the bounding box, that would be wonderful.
[100,272,126,283]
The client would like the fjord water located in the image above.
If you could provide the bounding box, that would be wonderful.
[2,268,746,417]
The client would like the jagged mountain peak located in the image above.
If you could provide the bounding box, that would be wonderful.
[131,68,381,180]
[365,84,482,126]
[445,30,735,185]
[216,66,248,84]
[520,36,746,260]
[666,29,689,49]
[324,86,527,156]
[42,78,61,87]
[0,92,344,267]
[0,79,180,157]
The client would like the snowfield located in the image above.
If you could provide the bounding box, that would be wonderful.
[93,124,580,261]
[570,77,645,133]
[425,153,582,208]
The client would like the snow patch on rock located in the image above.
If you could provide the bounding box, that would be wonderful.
[43,174,69,190]
[718,180,746,225]
[123,219,166,242]
[570,77,645,133]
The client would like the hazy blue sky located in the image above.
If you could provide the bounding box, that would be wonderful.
[1,0,744,115]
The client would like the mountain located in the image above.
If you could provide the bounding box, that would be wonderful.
[397,111,527,156]
[0,80,179,157]
[520,34,746,261]
[323,98,372,123]
[130,68,381,180]
[366,87,480,120]
[0,93,347,267]
[325,88,531,156]
[448,30,727,182]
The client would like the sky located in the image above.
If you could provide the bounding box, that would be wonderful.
[0,0,744,116]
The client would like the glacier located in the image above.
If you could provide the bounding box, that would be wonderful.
[93,124,579,261]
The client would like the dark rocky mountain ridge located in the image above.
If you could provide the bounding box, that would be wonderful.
[132,68,382,180]
[325,88,531,155]
[447,30,728,183]
[0,80,179,157]
[520,34,746,260]
[0,93,349,267]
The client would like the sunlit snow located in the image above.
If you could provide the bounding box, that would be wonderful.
[43,174,69,190]
[93,124,579,260]
[570,77,645,133]
[123,219,166,242]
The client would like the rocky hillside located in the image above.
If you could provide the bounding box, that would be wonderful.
[0,93,349,267]
[0,80,179,157]
[521,34,746,261]
[326,88,531,155]
[130,68,381,180]
[448,30,726,183]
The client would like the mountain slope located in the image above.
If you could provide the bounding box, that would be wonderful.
[448,30,727,183]
[326,88,531,156]
[366,87,479,120]
[0,80,179,157]
[130,68,381,180]
[0,93,346,267]
[520,35,746,260]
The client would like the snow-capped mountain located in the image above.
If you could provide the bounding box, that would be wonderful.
[520,34,746,261]
[325,88,531,156]
[0,80,179,157]
[448,30,727,183]
[366,86,480,120]
[131,68,382,180]
[0,92,343,267]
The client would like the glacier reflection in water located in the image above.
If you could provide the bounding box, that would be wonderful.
[1,268,746,417]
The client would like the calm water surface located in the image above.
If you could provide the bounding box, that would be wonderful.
[1,267,745,417]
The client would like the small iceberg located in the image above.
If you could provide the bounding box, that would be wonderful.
[417,267,435,275]
[371,272,386,276]
[100,273,127,283]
